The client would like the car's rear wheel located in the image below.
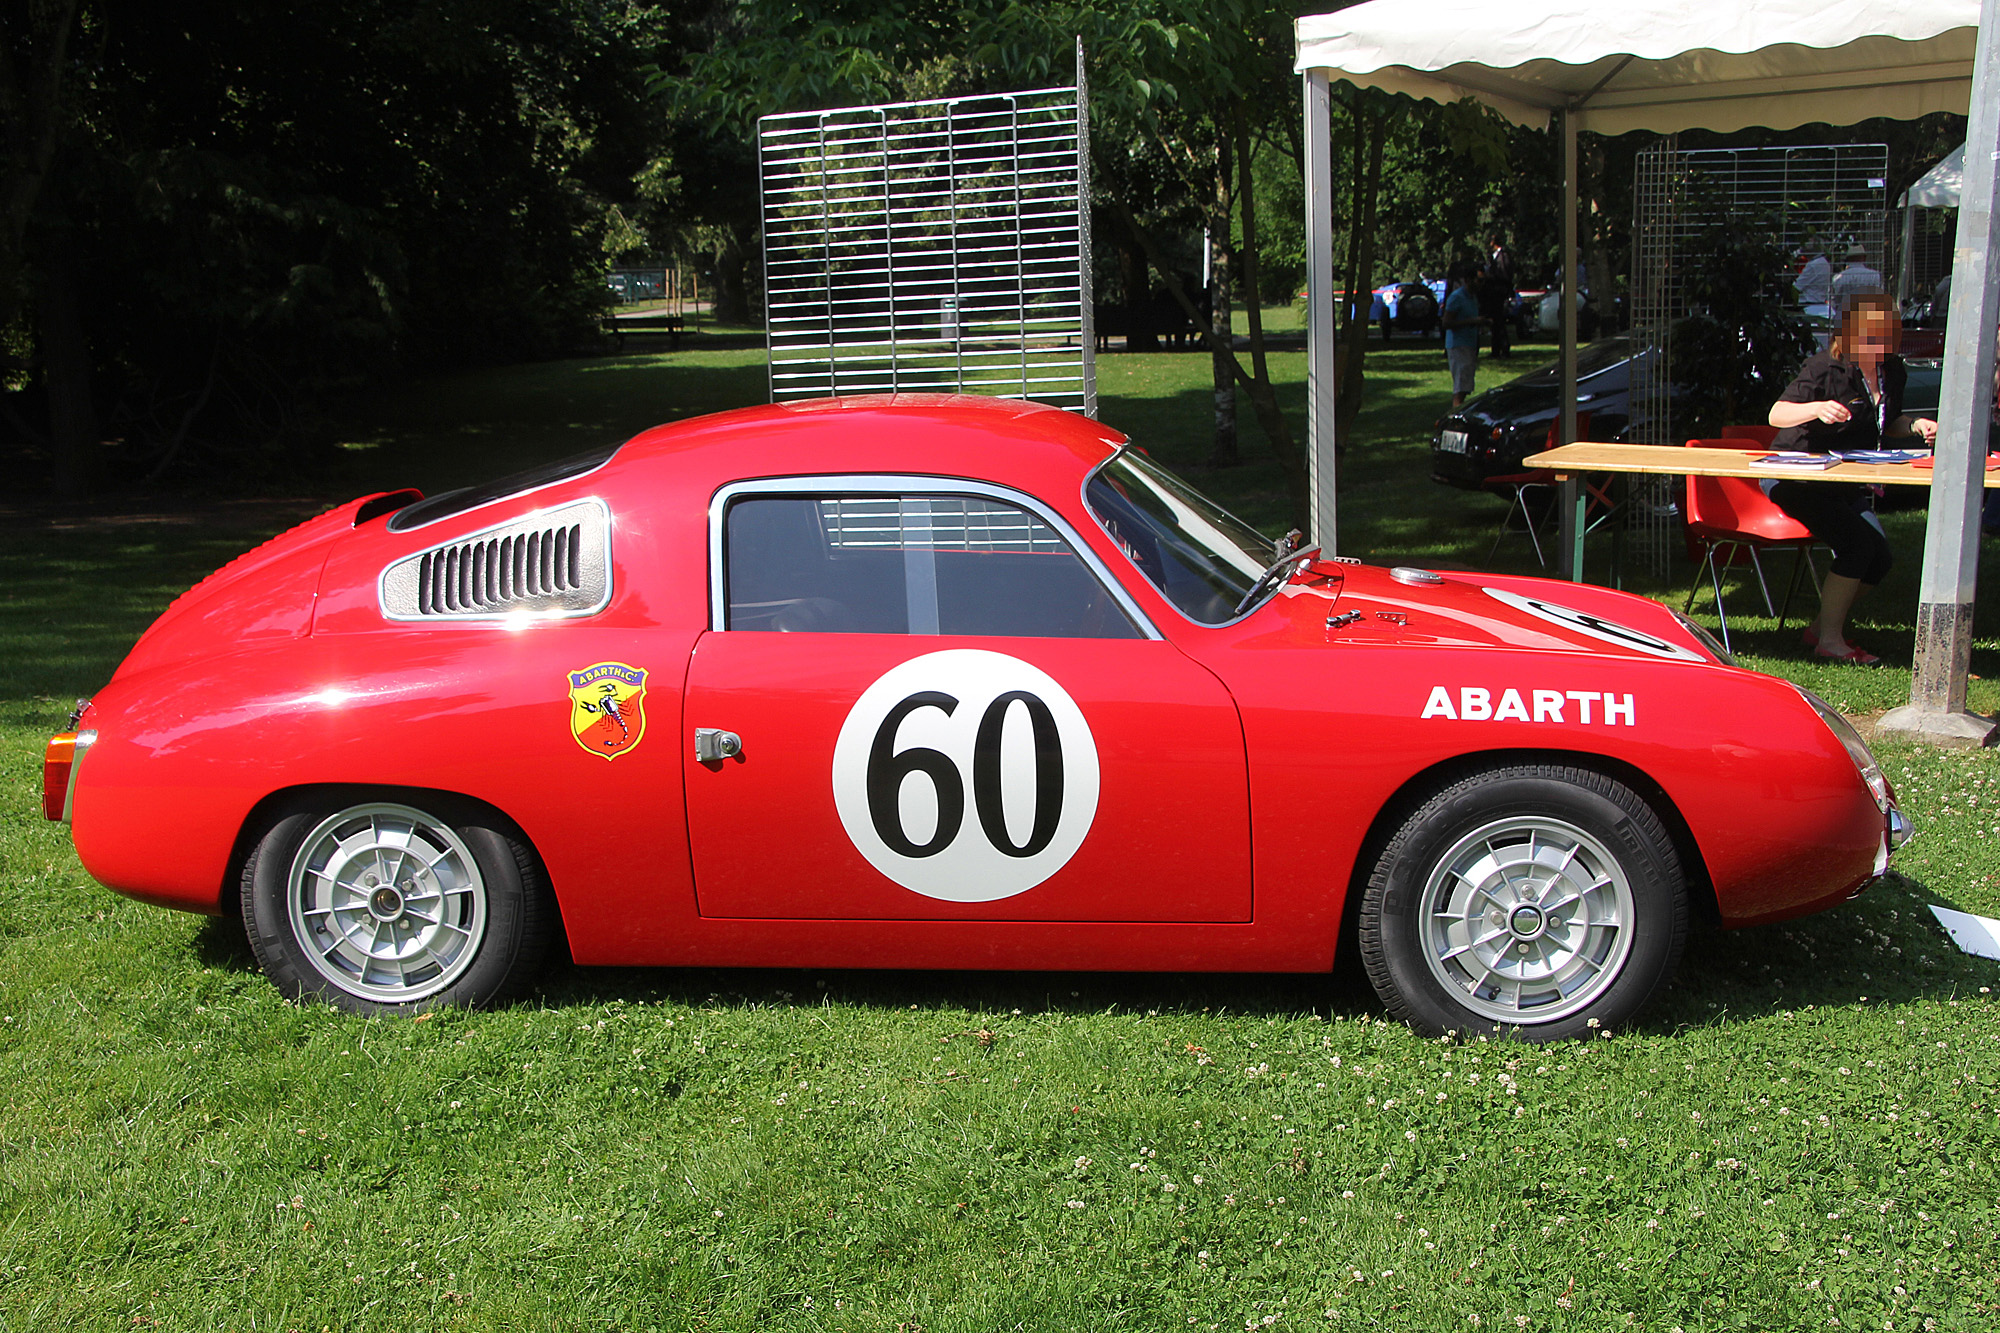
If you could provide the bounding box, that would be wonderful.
[242,795,553,1014]
[1359,765,1687,1041]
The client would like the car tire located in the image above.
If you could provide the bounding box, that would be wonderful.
[1358,765,1687,1041]
[241,794,554,1015]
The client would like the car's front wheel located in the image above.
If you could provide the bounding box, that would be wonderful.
[1359,765,1687,1040]
[242,794,553,1014]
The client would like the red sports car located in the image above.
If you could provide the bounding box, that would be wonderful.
[42,395,1909,1039]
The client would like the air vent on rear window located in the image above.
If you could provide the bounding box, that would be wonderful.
[378,499,611,621]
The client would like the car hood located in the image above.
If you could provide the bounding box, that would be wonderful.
[111,490,421,683]
[1260,562,1719,662]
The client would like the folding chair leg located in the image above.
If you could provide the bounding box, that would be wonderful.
[1685,543,1712,614]
[1705,543,1737,654]
[1775,547,1816,632]
[1488,486,1550,566]
[1746,549,1778,618]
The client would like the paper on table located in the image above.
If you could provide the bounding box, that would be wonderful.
[1929,904,2000,961]
[1833,449,1927,464]
[1751,452,1840,470]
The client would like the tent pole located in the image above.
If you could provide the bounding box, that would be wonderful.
[1558,104,1583,580]
[1882,0,2000,745]
[1898,199,1916,306]
[1304,69,1339,551]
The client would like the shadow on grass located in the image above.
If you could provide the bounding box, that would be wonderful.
[503,875,1978,1033]
[529,960,1366,1023]
[191,914,257,970]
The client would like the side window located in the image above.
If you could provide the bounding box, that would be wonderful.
[724,494,1140,639]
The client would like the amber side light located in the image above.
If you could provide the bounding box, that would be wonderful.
[42,733,77,822]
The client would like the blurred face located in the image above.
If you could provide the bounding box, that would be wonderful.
[1848,305,1899,359]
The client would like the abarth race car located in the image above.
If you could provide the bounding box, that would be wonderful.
[43,395,1910,1039]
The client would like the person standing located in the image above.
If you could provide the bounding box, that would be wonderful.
[1442,261,1484,409]
[1765,292,1938,665]
[1482,235,1516,359]
[1793,242,1833,320]
[1830,242,1884,309]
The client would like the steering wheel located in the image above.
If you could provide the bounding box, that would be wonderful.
[1231,545,1322,618]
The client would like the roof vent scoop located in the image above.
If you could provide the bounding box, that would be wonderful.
[379,498,611,620]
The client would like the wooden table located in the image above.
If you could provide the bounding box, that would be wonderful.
[1521,442,2000,582]
[1524,441,2000,488]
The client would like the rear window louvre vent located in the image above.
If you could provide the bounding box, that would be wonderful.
[379,499,611,621]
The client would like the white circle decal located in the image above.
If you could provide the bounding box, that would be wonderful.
[1482,587,1705,661]
[832,650,1100,902]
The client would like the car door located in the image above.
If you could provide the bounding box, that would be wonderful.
[682,477,1252,922]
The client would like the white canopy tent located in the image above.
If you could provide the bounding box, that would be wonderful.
[1899,143,1962,305]
[1904,144,1966,207]
[1294,0,1999,741]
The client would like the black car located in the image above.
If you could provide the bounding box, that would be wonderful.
[1430,339,1943,491]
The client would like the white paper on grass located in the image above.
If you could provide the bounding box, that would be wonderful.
[1929,905,2000,961]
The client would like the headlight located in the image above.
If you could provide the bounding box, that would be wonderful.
[1670,610,1734,666]
[1793,685,1909,844]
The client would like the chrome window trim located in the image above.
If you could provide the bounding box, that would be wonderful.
[384,447,620,533]
[1080,449,1290,631]
[376,496,614,624]
[62,729,96,825]
[707,474,1161,639]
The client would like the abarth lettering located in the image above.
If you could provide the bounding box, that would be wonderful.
[1421,686,1637,725]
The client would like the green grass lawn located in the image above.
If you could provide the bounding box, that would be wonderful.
[2,330,1997,1330]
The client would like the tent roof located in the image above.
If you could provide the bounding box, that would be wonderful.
[1903,144,1966,207]
[1295,0,1979,135]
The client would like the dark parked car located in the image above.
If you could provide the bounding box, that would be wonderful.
[1430,339,1942,491]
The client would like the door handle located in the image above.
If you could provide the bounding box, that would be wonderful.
[694,728,743,762]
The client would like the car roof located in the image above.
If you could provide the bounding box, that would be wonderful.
[611,394,1131,496]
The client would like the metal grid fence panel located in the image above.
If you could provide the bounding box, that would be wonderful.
[759,80,1093,413]
[1628,143,1890,579]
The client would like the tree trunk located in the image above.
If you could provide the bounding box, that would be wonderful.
[0,0,84,335]
[1209,131,1237,467]
[36,231,97,500]
[1119,235,1156,352]
[711,231,750,325]
[1336,105,1387,448]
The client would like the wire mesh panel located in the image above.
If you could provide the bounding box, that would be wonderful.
[1625,139,1685,581]
[1627,143,1890,578]
[759,74,1093,414]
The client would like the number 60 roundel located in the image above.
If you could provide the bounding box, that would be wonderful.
[831,650,1101,902]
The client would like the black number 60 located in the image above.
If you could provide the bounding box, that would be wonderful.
[867,690,1065,860]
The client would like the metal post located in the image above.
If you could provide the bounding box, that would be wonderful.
[1303,70,1339,551]
[1077,37,1097,418]
[1558,105,1584,580]
[1881,0,2000,744]
[1898,199,1916,306]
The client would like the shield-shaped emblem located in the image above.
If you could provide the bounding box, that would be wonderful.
[568,662,648,760]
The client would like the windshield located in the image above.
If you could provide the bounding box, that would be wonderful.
[1085,450,1276,624]
[1512,337,1635,387]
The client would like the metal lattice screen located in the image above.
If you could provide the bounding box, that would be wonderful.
[758,70,1093,414]
[1627,143,1890,577]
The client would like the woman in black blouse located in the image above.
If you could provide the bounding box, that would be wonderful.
[1766,292,1939,665]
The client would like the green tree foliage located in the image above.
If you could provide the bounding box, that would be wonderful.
[1670,199,1818,438]
[3,0,683,496]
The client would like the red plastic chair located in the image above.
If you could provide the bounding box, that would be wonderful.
[1486,413,1610,565]
[1682,435,1822,652]
[1720,423,1779,447]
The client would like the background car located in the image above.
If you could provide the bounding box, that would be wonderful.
[1430,338,1943,490]
[1372,278,1442,339]
[44,396,1906,1040]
